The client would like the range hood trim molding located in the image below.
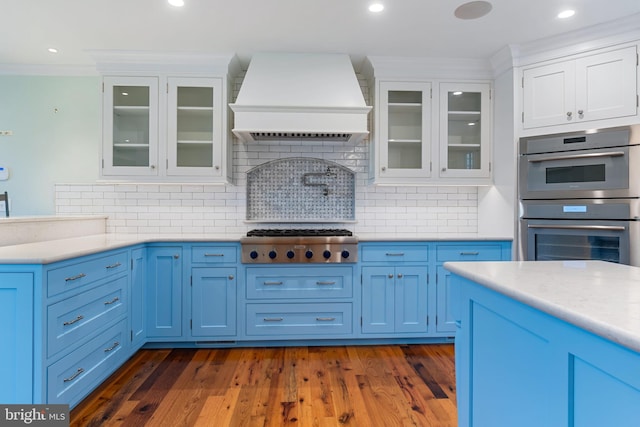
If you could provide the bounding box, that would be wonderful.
[230,104,372,114]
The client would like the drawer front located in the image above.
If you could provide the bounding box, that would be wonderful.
[436,245,503,262]
[246,303,352,336]
[47,251,128,298]
[47,276,127,358]
[361,245,429,263]
[246,266,353,299]
[191,246,237,264]
[47,319,126,406]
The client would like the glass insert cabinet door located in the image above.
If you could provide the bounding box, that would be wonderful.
[102,76,159,176]
[378,81,432,178]
[167,77,223,177]
[439,83,491,178]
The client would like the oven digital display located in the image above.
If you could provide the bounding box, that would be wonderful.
[563,205,587,213]
[546,164,605,184]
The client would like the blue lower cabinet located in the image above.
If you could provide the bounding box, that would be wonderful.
[191,267,237,337]
[130,247,147,350]
[361,266,428,334]
[146,246,183,339]
[0,271,34,404]
[246,303,353,337]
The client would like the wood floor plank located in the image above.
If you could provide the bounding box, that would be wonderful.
[70,344,457,426]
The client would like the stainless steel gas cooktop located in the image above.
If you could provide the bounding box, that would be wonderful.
[240,229,358,263]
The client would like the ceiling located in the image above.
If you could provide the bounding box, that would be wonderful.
[2,0,640,71]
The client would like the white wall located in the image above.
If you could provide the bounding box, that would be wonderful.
[0,76,100,215]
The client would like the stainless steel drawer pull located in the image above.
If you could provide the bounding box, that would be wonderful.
[385,252,405,256]
[63,368,84,383]
[459,251,480,256]
[63,315,84,326]
[316,317,336,321]
[65,273,86,282]
[528,224,626,231]
[204,253,224,257]
[263,281,284,286]
[105,262,122,269]
[316,281,336,285]
[263,317,284,322]
[104,297,120,305]
[528,151,625,163]
[104,342,120,352]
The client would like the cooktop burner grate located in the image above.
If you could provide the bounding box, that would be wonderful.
[246,229,353,237]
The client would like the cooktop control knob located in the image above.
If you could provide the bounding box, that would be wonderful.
[268,250,277,259]
[305,250,313,259]
[323,250,332,259]
[250,250,259,259]
[286,250,295,259]
[341,250,350,259]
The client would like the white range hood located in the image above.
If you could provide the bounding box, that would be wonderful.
[230,53,371,143]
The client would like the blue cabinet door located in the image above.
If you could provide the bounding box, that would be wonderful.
[0,272,34,403]
[436,266,456,333]
[147,247,183,338]
[130,247,146,348]
[191,267,236,337]
[361,266,395,333]
[394,266,428,333]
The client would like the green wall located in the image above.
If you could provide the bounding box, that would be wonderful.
[0,76,100,216]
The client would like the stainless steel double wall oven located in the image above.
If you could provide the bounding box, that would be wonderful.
[519,125,640,266]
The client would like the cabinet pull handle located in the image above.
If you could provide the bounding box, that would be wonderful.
[63,368,85,383]
[388,273,394,279]
[397,273,403,278]
[105,262,122,269]
[263,281,283,286]
[104,342,120,352]
[228,275,234,280]
[459,251,479,256]
[578,109,584,117]
[204,253,224,257]
[316,317,336,321]
[316,281,336,285]
[263,317,283,322]
[385,252,404,257]
[104,297,120,305]
[63,315,84,326]
[65,273,86,282]
[566,111,572,118]
[173,254,180,259]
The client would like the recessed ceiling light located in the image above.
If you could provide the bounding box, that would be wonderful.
[454,1,493,20]
[47,48,58,54]
[168,0,184,7]
[369,3,384,13]
[557,9,575,19]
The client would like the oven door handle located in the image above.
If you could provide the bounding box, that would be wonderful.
[527,151,625,163]
[528,224,626,231]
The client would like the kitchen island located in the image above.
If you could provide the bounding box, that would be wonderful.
[444,260,640,427]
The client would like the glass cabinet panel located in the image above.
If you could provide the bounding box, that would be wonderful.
[167,78,223,176]
[102,76,159,176]
[439,83,491,178]
[379,81,432,179]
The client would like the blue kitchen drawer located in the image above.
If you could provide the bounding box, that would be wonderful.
[246,266,353,299]
[47,318,127,407]
[47,276,127,358]
[191,245,237,264]
[361,244,429,263]
[246,303,353,336]
[436,244,504,262]
[47,251,128,298]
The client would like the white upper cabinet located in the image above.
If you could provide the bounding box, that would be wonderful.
[439,83,491,179]
[166,77,223,177]
[103,76,159,176]
[97,53,239,182]
[522,46,638,130]
[377,81,432,180]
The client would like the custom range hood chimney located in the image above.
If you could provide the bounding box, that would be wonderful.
[230,53,371,143]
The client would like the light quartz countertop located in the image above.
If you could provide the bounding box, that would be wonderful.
[444,260,640,354]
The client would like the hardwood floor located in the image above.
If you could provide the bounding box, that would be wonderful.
[70,344,457,427]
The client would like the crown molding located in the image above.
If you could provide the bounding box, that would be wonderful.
[0,63,98,76]
[364,55,493,81]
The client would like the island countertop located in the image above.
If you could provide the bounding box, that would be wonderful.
[444,260,640,353]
